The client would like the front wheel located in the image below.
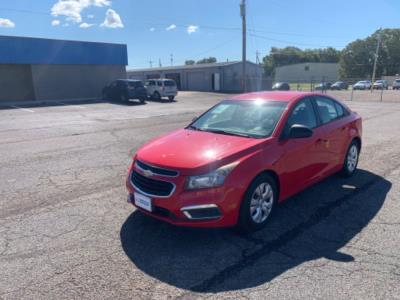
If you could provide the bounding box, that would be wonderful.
[236,174,277,233]
[153,92,161,101]
[341,140,360,177]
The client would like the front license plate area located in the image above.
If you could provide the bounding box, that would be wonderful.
[134,192,152,212]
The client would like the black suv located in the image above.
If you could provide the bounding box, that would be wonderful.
[102,79,147,103]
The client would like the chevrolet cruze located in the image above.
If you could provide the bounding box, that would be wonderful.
[126,91,362,232]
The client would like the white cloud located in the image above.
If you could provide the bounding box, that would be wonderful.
[100,8,123,28]
[149,27,155,32]
[80,22,94,28]
[87,14,95,19]
[187,25,199,34]
[0,18,15,28]
[166,24,176,31]
[51,19,61,26]
[51,0,110,23]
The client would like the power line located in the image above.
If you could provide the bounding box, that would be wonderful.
[249,33,347,48]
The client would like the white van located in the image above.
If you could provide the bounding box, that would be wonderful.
[145,79,178,101]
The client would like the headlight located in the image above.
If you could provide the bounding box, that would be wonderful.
[185,162,239,190]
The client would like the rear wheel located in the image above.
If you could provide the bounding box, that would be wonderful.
[153,92,161,101]
[168,96,175,101]
[236,174,277,233]
[341,140,360,177]
[120,94,129,102]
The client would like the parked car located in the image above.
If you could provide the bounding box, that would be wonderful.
[330,81,349,90]
[373,80,389,90]
[126,91,362,232]
[272,82,290,91]
[315,82,332,91]
[145,79,178,101]
[392,79,400,90]
[353,80,372,90]
[102,79,147,103]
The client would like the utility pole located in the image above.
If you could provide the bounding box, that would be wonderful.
[371,28,382,92]
[148,59,153,68]
[256,50,260,64]
[158,58,162,68]
[240,0,247,92]
[170,54,174,66]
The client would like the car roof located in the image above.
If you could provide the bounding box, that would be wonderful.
[231,91,324,103]
[117,79,141,82]
[146,78,174,81]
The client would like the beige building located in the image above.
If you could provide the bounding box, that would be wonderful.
[274,62,339,83]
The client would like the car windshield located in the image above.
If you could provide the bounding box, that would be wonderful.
[164,80,176,86]
[188,100,287,138]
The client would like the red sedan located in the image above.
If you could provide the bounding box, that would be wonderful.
[126,91,362,232]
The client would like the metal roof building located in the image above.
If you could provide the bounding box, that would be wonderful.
[0,35,127,102]
[127,61,263,93]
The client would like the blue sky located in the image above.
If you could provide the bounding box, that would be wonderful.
[0,0,399,69]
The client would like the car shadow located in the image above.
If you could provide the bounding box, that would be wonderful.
[120,169,391,293]
[145,97,177,103]
[107,99,147,106]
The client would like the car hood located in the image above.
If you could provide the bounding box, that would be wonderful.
[136,129,266,174]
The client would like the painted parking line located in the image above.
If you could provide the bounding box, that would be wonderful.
[57,102,86,109]
[9,105,35,113]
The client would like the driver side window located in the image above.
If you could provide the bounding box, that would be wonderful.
[286,98,317,129]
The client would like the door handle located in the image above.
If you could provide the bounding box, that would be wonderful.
[317,138,329,143]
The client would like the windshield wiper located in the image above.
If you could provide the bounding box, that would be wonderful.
[186,125,200,130]
[202,128,252,138]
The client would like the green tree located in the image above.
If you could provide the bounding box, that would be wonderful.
[185,60,195,65]
[340,28,400,78]
[196,57,217,64]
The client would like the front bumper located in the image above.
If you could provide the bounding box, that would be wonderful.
[126,168,244,228]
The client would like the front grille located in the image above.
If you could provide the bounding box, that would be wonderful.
[136,160,178,177]
[131,170,174,197]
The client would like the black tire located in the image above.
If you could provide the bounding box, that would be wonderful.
[139,97,146,104]
[236,173,277,233]
[341,140,360,177]
[153,92,161,101]
[168,96,175,101]
[120,94,129,102]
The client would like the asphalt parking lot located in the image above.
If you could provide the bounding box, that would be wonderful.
[1,91,400,299]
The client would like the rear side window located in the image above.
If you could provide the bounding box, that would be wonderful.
[128,81,143,88]
[315,97,338,124]
[334,102,344,117]
[286,98,317,129]
[164,80,176,86]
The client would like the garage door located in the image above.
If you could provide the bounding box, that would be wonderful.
[187,72,209,91]
[0,64,35,102]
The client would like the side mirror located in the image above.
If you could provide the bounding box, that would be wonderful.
[288,124,313,139]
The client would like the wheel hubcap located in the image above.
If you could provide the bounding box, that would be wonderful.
[347,145,358,173]
[250,182,274,223]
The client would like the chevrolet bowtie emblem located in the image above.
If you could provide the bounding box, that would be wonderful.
[142,169,154,177]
